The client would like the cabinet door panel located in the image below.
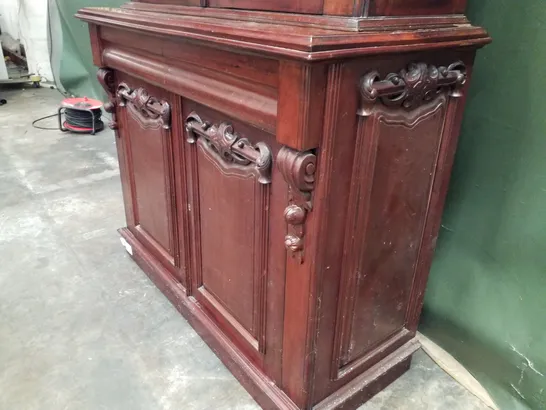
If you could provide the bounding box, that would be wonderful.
[197,141,266,337]
[130,121,172,253]
[183,100,285,372]
[117,74,177,269]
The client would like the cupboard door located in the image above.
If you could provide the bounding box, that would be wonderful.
[116,74,179,274]
[183,100,286,376]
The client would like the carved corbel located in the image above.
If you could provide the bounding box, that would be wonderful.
[97,67,118,130]
[185,112,272,184]
[277,146,317,263]
[358,61,467,116]
[116,83,171,130]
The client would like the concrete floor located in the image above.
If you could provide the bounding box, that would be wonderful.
[0,87,491,410]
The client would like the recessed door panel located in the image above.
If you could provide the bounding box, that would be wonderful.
[183,100,286,371]
[197,141,267,336]
[117,73,177,268]
[130,121,172,252]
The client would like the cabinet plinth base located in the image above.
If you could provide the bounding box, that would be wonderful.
[119,227,421,410]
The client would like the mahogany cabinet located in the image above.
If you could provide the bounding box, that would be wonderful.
[78,1,490,408]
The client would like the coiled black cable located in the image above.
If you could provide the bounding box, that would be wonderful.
[32,113,61,130]
[33,107,105,134]
[64,107,104,130]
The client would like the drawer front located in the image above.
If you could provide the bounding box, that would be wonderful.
[115,73,179,273]
[182,100,286,376]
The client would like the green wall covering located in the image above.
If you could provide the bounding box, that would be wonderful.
[55,0,124,98]
[420,1,546,409]
[56,1,545,409]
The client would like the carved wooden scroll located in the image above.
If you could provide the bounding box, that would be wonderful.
[358,61,466,116]
[117,83,171,130]
[185,112,273,185]
[277,146,317,263]
[97,67,118,130]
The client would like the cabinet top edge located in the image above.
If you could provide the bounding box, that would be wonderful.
[76,7,491,61]
[122,2,472,32]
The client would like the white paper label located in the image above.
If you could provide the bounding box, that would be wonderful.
[120,237,133,255]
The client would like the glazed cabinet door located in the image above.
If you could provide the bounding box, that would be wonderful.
[114,73,182,281]
[182,100,286,378]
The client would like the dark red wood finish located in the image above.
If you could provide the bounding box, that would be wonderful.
[182,99,287,377]
[80,2,489,408]
[123,2,473,32]
[132,0,467,16]
[367,0,467,16]
[208,0,323,14]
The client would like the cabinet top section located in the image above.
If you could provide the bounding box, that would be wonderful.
[130,0,467,18]
[77,6,489,61]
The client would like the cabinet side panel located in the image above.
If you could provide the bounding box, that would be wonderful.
[342,99,447,365]
[311,52,477,407]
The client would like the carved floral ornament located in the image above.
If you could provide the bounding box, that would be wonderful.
[185,112,273,185]
[277,147,317,263]
[358,61,467,116]
[97,68,118,130]
[117,83,171,130]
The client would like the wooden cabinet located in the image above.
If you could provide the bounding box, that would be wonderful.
[132,0,467,16]
[82,1,489,408]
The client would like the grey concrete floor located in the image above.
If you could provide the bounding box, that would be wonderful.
[0,87,490,410]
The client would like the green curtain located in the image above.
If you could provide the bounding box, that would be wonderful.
[421,1,546,409]
[53,0,124,98]
[54,1,546,409]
